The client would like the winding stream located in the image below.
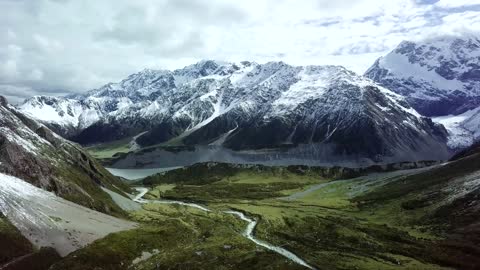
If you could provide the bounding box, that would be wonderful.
[132,187,315,270]
[224,210,315,270]
[133,188,210,212]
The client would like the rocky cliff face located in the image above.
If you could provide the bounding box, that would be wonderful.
[0,96,130,216]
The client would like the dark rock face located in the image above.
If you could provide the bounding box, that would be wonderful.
[449,142,480,161]
[366,36,480,117]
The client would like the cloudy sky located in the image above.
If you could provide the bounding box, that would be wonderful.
[1,0,480,104]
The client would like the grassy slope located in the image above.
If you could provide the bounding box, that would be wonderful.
[143,162,479,269]
[352,151,480,269]
[51,203,305,270]
[44,142,132,218]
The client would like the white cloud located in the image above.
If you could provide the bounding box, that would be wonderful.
[6,29,16,40]
[435,0,480,8]
[28,68,44,81]
[0,84,36,104]
[441,11,480,32]
[33,34,64,52]
[1,60,19,80]
[0,0,479,101]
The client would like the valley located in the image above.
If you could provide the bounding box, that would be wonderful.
[48,155,480,269]
[1,103,479,269]
[0,31,479,270]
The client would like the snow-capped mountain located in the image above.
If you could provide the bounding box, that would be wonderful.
[366,35,480,150]
[19,61,450,164]
[0,96,130,215]
[365,35,480,117]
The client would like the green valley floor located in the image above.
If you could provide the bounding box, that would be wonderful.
[49,158,480,270]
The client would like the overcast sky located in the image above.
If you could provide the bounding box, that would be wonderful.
[1,0,480,104]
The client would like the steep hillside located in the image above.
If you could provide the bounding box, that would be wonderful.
[352,143,480,269]
[0,96,130,216]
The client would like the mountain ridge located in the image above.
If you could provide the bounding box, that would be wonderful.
[19,61,450,165]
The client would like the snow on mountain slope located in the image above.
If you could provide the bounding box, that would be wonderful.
[18,96,101,137]
[18,61,450,164]
[366,35,480,117]
[433,107,480,149]
[270,66,330,114]
[19,96,82,127]
[0,97,59,159]
[0,172,136,256]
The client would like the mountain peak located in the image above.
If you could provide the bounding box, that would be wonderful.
[175,59,229,77]
[365,34,480,117]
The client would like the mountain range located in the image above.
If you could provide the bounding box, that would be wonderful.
[16,34,480,165]
[19,64,452,165]
[1,34,480,270]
